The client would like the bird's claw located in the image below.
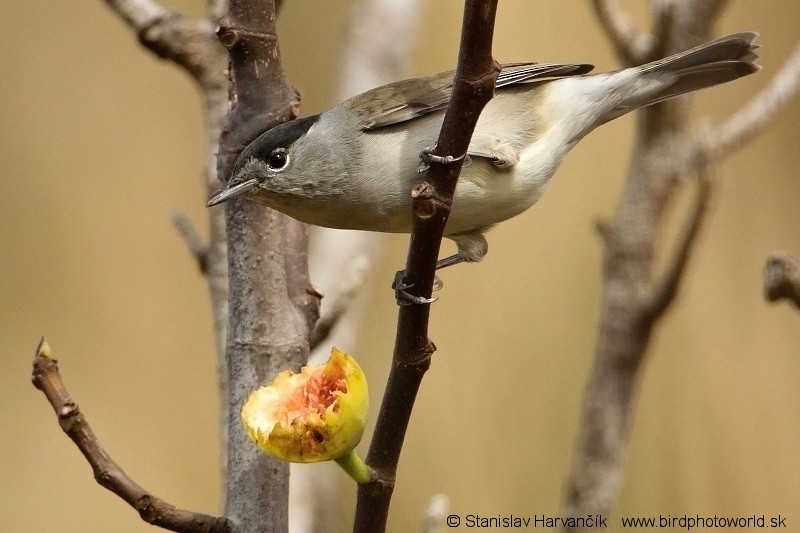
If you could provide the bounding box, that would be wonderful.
[392,270,439,305]
[417,146,467,173]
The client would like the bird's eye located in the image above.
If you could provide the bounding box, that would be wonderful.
[268,149,289,171]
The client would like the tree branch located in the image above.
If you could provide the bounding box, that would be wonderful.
[708,43,800,159]
[649,0,675,62]
[104,0,224,86]
[645,161,711,318]
[591,0,652,65]
[293,1,422,527]
[31,339,231,533]
[109,1,318,530]
[104,0,166,29]
[561,8,799,530]
[764,253,800,309]
[309,254,369,351]
[171,210,210,273]
[216,1,318,531]
[352,1,500,531]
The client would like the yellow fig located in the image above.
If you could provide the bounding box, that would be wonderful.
[242,347,369,467]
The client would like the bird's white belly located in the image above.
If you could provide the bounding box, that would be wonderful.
[349,91,571,236]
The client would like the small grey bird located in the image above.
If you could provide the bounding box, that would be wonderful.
[209,32,759,268]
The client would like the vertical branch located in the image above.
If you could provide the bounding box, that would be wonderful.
[562,4,800,531]
[216,1,319,531]
[561,10,712,523]
[352,1,500,532]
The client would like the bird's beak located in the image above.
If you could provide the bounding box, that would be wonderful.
[206,178,259,207]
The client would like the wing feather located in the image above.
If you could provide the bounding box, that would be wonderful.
[349,63,594,131]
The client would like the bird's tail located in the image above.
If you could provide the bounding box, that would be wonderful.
[596,32,760,124]
[637,32,760,106]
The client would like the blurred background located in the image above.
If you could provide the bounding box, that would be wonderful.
[2,1,799,532]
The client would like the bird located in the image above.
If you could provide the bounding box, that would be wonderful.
[208,32,759,273]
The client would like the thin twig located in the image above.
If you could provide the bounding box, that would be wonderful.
[645,160,711,318]
[352,1,500,531]
[31,338,231,533]
[170,210,209,273]
[708,44,800,159]
[764,253,800,309]
[309,254,370,351]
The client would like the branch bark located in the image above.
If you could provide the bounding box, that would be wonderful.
[352,1,500,531]
[107,1,319,531]
[215,2,318,531]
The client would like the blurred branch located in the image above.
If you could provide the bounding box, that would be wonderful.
[104,0,166,29]
[309,254,369,351]
[104,0,224,85]
[645,162,711,317]
[102,0,231,497]
[171,210,209,273]
[306,0,421,355]
[352,1,501,531]
[562,6,799,531]
[663,0,728,52]
[764,253,800,309]
[708,43,800,159]
[649,0,675,61]
[591,0,652,65]
[421,494,450,533]
[31,339,231,533]
[206,0,227,22]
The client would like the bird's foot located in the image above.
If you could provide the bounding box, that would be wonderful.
[417,146,467,173]
[392,270,442,305]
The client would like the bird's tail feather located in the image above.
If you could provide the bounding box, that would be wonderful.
[637,32,760,106]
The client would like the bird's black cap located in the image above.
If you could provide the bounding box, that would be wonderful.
[233,114,321,172]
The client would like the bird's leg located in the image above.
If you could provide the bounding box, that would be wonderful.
[417,146,466,173]
[393,272,436,305]
[392,254,465,305]
[395,146,469,304]
[435,254,465,270]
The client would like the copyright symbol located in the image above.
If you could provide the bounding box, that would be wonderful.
[446,514,460,527]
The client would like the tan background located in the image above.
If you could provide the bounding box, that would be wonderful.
[2,1,799,532]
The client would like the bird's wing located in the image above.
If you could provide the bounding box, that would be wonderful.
[349,62,594,131]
